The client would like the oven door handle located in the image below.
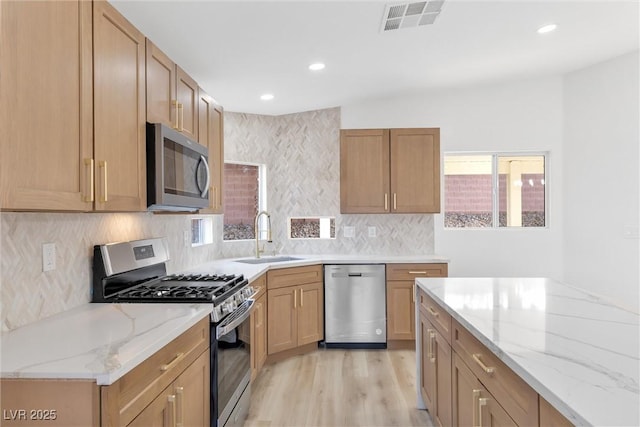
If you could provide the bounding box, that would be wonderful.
[216,299,255,339]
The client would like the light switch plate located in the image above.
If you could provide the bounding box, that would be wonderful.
[368,226,377,237]
[344,226,355,238]
[42,243,56,272]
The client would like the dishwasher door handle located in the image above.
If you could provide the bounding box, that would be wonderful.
[347,273,362,277]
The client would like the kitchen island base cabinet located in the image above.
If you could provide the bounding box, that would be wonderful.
[419,294,452,427]
[266,266,323,359]
[418,287,566,427]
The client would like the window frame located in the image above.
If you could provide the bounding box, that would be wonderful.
[443,151,549,230]
[222,161,268,242]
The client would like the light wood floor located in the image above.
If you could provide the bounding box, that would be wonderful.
[245,348,435,427]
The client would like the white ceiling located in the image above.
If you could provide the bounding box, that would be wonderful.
[111,0,639,116]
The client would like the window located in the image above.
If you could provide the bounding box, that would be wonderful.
[289,217,336,239]
[223,162,266,240]
[444,154,546,228]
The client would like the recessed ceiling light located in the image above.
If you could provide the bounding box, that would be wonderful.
[260,94,274,101]
[309,62,326,71]
[537,23,557,34]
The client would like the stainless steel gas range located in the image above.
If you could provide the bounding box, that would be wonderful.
[92,237,254,427]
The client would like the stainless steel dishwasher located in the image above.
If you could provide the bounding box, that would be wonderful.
[324,264,386,348]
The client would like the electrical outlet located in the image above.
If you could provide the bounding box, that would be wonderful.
[368,226,377,237]
[344,226,355,238]
[42,243,56,272]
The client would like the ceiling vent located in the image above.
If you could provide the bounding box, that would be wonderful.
[381,1,445,32]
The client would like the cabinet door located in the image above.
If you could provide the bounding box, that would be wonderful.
[251,292,268,381]
[93,1,146,211]
[419,314,435,412]
[146,39,176,129]
[127,389,175,427]
[390,128,440,213]
[297,282,324,346]
[479,384,517,427]
[267,287,297,354]
[173,350,210,427]
[198,89,224,214]
[340,129,390,213]
[433,327,452,427]
[452,353,480,427]
[0,0,93,211]
[387,281,415,340]
[176,66,199,142]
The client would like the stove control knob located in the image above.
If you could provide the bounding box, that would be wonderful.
[221,302,231,314]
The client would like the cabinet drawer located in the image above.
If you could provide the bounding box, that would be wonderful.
[101,317,210,426]
[452,320,538,427]
[251,273,267,299]
[418,289,451,344]
[267,265,322,290]
[387,263,448,280]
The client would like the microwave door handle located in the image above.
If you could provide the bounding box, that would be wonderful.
[199,155,210,198]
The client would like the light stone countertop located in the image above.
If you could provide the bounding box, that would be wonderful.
[185,254,450,283]
[1,254,446,386]
[0,303,212,385]
[415,277,640,427]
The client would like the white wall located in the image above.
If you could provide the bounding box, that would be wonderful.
[342,77,565,280]
[563,51,639,311]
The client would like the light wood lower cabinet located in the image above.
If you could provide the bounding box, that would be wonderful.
[101,318,210,426]
[267,266,323,356]
[419,306,452,427]
[128,350,209,427]
[419,288,572,427]
[250,275,268,381]
[387,263,448,341]
[0,318,209,427]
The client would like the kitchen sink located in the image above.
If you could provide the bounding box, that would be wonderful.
[234,256,304,264]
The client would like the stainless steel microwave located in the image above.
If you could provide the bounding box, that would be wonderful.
[146,123,210,212]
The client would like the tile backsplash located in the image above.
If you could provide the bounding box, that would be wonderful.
[0,212,219,332]
[1,107,434,332]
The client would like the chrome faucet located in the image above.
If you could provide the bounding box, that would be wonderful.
[254,210,272,258]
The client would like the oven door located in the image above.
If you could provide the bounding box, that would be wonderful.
[214,299,254,427]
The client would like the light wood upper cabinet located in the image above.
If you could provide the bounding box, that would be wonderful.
[146,39,198,142]
[340,128,441,214]
[198,88,224,214]
[93,0,146,211]
[340,129,390,213]
[0,0,93,211]
[390,128,440,213]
